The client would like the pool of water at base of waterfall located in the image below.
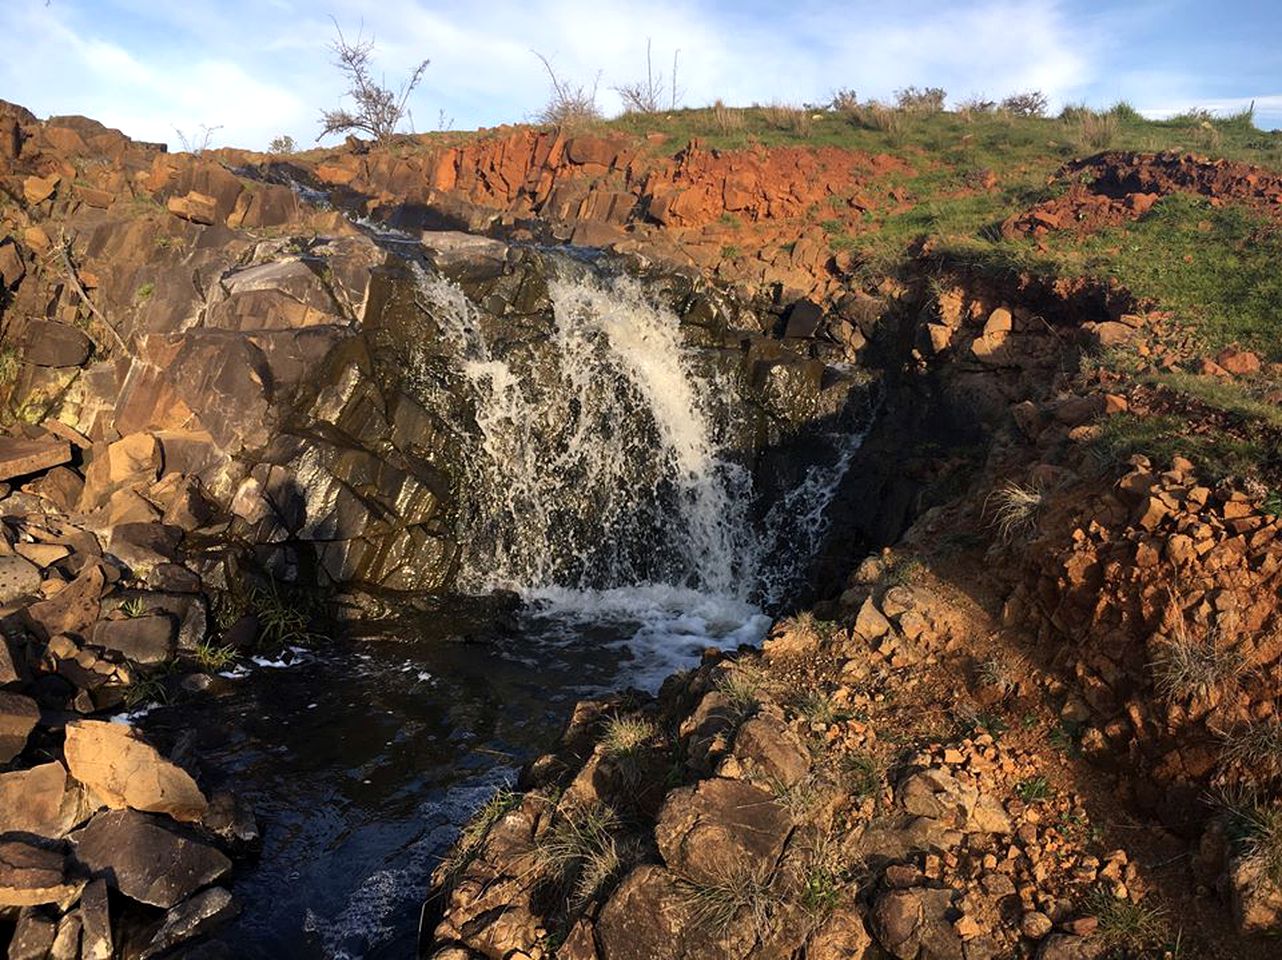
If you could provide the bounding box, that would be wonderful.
[137,587,769,960]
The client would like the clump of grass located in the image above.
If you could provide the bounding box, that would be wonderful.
[439,787,520,880]
[841,751,885,800]
[682,862,777,937]
[119,596,149,618]
[1219,790,1282,885]
[1220,723,1282,785]
[1149,620,1248,701]
[711,99,744,133]
[984,480,1044,544]
[122,671,169,709]
[193,639,237,672]
[1015,775,1053,802]
[766,775,819,820]
[599,714,657,760]
[135,282,155,302]
[1075,110,1119,151]
[716,665,766,720]
[249,580,317,647]
[975,653,1023,697]
[536,803,632,907]
[758,102,812,136]
[1082,887,1169,951]
[793,689,850,727]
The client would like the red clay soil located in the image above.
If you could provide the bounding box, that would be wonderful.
[1004,150,1282,238]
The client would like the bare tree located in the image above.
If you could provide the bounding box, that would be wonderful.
[173,124,223,155]
[533,51,602,127]
[318,19,429,143]
[614,39,682,114]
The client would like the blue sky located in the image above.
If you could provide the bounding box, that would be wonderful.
[2,0,1279,150]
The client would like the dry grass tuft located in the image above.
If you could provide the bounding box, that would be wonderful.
[599,714,657,760]
[984,480,1044,544]
[1221,722,1282,785]
[712,99,744,133]
[1149,620,1248,701]
[536,803,634,907]
[681,861,778,937]
[1076,110,1120,151]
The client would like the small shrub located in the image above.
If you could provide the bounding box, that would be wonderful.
[135,282,155,303]
[1109,101,1144,123]
[173,124,222,155]
[1001,91,1048,117]
[319,19,428,142]
[956,95,997,121]
[533,51,602,128]
[828,88,859,116]
[984,480,1044,544]
[843,101,900,134]
[268,134,297,155]
[614,39,680,114]
[894,85,946,113]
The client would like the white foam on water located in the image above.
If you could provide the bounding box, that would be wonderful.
[521,583,771,693]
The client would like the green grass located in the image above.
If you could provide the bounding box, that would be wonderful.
[193,640,237,672]
[1082,887,1170,952]
[1092,411,1278,483]
[1014,775,1053,802]
[536,803,632,907]
[1064,195,1282,357]
[135,281,155,302]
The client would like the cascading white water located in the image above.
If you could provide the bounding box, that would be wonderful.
[411,259,860,689]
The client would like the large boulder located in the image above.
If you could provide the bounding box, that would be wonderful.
[63,720,208,821]
[71,809,230,908]
[90,614,177,664]
[654,778,791,886]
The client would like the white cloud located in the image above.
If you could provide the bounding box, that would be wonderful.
[0,0,1275,147]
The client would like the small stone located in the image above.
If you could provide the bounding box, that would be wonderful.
[1021,910,1053,939]
[0,553,42,603]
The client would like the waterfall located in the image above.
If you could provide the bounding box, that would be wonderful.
[410,257,862,688]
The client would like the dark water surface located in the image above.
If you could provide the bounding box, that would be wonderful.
[140,592,763,958]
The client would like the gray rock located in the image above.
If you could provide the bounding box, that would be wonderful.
[71,809,230,908]
[8,907,58,960]
[80,878,114,960]
[91,614,177,664]
[140,886,239,958]
[0,553,41,604]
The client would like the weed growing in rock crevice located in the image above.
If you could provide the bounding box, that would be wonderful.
[536,803,637,908]
[984,480,1044,544]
